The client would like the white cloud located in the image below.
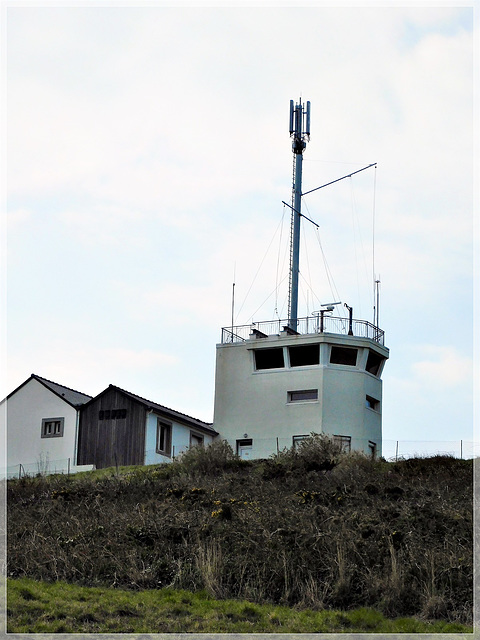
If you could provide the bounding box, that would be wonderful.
[411,345,472,389]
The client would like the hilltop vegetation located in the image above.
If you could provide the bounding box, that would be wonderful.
[7,437,473,626]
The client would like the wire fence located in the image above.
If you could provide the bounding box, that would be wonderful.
[2,458,94,480]
[381,439,478,461]
[2,439,478,479]
[225,437,479,461]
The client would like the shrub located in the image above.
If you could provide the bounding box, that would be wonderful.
[264,433,345,478]
[174,440,240,476]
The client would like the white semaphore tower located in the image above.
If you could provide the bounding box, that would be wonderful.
[213,100,389,460]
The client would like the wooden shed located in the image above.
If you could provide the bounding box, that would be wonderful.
[77,384,217,469]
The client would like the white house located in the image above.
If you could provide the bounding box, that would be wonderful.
[1,374,94,477]
[3,376,219,475]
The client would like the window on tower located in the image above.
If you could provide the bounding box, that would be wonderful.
[365,350,385,376]
[254,348,285,370]
[333,435,351,452]
[287,389,318,403]
[288,344,320,366]
[366,395,380,411]
[330,346,358,366]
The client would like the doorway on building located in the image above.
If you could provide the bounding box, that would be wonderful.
[236,438,253,460]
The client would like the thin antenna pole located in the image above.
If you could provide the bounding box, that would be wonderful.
[372,165,377,325]
[288,98,310,330]
[302,163,376,197]
[231,264,236,343]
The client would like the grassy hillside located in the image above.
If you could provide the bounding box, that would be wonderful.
[7,577,472,634]
[7,437,473,626]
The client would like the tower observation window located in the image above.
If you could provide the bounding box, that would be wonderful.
[254,348,285,370]
[289,344,320,366]
[366,350,384,376]
[330,346,358,366]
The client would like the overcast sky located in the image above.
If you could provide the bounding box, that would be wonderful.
[3,3,478,458]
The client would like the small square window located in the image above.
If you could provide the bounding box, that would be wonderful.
[366,395,380,411]
[190,432,204,448]
[41,417,64,438]
[333,435,351,452]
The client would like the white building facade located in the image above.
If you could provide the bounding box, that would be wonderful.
[2,374,94,477]
[213,317,389,459]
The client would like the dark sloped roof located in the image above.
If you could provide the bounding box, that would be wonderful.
[18,374,92,408]
[33,375,92,407]
[4,374,92,407]
[86,384,217,435]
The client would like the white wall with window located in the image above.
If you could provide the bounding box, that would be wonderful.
[214,331,388,460]
[144,411,216,464]
[2,375,93,476]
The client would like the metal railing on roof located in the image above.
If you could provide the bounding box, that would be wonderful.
[222,315,385,345]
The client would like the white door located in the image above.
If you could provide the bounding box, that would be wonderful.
[238,444,252,460]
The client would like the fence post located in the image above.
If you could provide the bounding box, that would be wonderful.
[68,458,71,475]
[276,437,279,455]
[460,440,463,459]
[395,441,399,462]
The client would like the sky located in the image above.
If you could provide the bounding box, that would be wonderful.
[2,2,478,459]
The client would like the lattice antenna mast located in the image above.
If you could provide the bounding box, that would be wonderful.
[288,98,310,330]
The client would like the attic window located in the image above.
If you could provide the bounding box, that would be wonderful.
[288,344,320,367]
[41,417,64,438]
[366,350,384,376]
[288,389,318,403]
[254,348,285,370]
[330,346,358,366]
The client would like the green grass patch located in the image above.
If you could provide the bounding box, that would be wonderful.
[7,446,473,625]
[7,578,473,634]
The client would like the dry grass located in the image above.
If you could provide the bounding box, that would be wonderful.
[7,438,474,624]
